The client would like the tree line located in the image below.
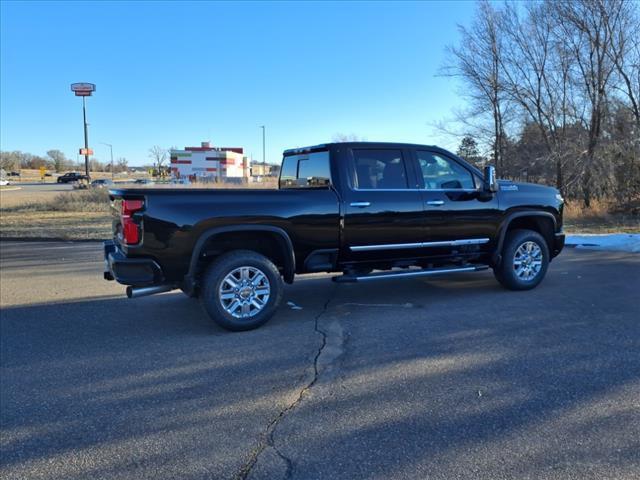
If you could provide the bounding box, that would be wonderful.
[0,150,129,174]
[443,0,639,207]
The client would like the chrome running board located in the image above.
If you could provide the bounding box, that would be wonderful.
[332,265,489,283]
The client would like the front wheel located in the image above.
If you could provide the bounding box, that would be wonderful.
[200,250,283,331]
[494,229,549,291]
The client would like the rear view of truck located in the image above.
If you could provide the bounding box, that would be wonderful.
[104,194,167,295]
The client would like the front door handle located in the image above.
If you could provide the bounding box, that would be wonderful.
[426,200,445,206]
[350,201,371,208]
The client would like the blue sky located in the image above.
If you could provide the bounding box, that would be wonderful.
[1,0,475,166]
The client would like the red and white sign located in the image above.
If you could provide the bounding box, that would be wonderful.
[79,148,94,155]
[71,83,96,96]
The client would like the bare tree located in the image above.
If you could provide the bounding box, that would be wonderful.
[148,146,167,171]
[498,1,581,193]
[442,0,508,175]
[440,0,639,208]
[116,157,128,174]
[552,0,623,206]
[0,151,21,171]
[603,0,640,128]
[332,133,365,142]
[46,149,68,173]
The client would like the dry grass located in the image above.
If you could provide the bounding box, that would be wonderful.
[0,189,112,239]
[563,198,640,233]
[0,211,111,240]
[2,188,111,213]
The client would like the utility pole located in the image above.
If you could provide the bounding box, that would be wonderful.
[260,125,266,174]
[101,143,114,179]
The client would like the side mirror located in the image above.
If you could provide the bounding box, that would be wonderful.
[483,165,498,193]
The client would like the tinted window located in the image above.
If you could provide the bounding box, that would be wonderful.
[279,156,298,187]
[352,149,408,189]
[416,151,475,190]
[279,151,331,188]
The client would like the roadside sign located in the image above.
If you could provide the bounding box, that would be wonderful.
[39,166,46,180]
[79,148,94,155]
[70,83,96,97]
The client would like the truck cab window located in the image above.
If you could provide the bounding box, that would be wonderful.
[352,149,408,189]
[416,151,475,190]
[279,151,331,188]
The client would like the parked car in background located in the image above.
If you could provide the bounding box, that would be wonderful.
[133,179,155,185]
[91,179,114,188]
[57,172,89,184]
[7,171,21,177]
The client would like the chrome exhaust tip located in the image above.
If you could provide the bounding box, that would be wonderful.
[126,285,175,299]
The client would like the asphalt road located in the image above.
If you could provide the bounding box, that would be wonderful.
[1,242,638,480]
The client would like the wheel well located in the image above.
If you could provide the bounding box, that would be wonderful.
[505,216,555,253]
[195,231,291,284]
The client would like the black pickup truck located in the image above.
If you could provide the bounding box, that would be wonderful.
[57,172,89,183]
[104,142,565,331]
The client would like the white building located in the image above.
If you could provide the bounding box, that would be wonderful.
[170,142,250,182]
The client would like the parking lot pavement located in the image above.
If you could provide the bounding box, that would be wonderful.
[1,241,639,480]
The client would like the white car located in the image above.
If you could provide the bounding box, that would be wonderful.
[0,178,10,186]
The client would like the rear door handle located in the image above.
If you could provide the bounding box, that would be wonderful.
[350,201,371,208]
[426,200,445,206]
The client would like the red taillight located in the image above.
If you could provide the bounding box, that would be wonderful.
[122,199,144,217]
[121,199,144,245]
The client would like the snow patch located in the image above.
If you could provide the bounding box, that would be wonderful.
[566,234,640,253]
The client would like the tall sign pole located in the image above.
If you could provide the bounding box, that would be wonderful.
[82,96,89,178]
[71,83,96,180]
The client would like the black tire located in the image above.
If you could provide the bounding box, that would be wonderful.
[200,250,283,331]
[493,229,549,291]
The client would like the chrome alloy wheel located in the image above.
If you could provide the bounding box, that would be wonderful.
[513,241,543,281]
[219,266,271,319]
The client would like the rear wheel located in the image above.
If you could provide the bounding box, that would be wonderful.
[494,229,549,290]
[200,250,283,331]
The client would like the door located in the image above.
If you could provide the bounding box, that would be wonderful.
[414,149,500,258]
[342,148,425,262]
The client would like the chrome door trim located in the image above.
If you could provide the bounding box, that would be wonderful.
[350,242,423,252]
[350,238,490,252]
[352,188,479,192]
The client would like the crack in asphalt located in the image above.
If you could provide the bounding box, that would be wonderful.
[235,287,337,480]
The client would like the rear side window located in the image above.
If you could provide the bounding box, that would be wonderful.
[279,151,331,188]
[352,149,408,189]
